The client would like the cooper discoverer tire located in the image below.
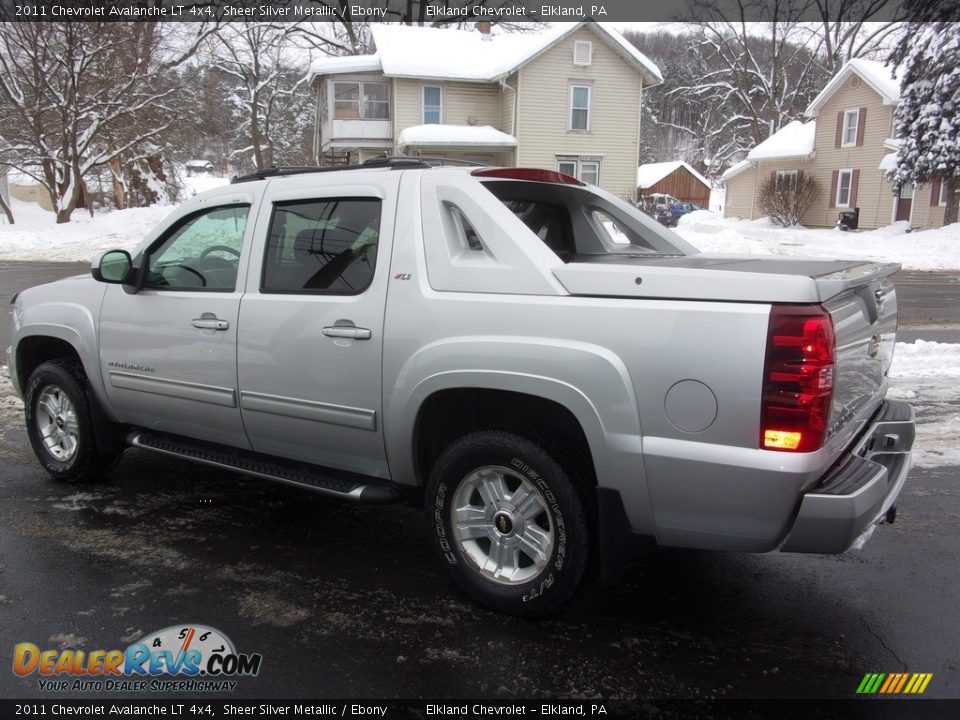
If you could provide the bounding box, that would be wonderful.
[426,430,590,617]
[24,359,120,483]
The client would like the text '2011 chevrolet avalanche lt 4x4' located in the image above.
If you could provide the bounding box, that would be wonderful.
[8,161,915,616]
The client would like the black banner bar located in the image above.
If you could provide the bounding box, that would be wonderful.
[0,0,945,24]
[2,699,960,720]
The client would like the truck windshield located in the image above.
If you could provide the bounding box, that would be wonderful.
[481,180,694,262]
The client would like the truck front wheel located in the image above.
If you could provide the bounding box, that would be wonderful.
[24,360,121,483]
[426,430,589,617]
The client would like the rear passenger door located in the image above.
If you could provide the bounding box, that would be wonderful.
[236,173,398,479]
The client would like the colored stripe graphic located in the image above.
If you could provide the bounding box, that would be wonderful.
[857,672,932,694]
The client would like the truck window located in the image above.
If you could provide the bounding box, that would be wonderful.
[144,205,249,291]
[262,198,381,294]
[481,180,688,261]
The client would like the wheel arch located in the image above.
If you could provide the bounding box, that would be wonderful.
[15,327,118,426]
[413,385,598,496]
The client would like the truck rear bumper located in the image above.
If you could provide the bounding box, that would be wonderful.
[780,400,915,554]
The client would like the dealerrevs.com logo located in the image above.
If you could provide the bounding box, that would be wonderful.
[13,624,262,692]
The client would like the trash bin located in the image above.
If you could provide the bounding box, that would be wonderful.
[837,207,860,231]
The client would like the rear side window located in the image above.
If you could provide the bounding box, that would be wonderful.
[262,198,381,294]
[481,179,688,261]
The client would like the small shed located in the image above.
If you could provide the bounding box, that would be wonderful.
[185,160,215,177]
[636,161,710,207]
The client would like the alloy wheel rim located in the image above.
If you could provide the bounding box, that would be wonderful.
[35,385,79,462]
[450,465,555,585]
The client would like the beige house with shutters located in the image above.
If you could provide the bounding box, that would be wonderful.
[723,59,950,231]
[307,22,662,200]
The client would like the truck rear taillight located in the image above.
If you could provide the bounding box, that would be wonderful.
[761,305,836,452]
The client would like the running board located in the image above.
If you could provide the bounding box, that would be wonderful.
[128,432,404,504]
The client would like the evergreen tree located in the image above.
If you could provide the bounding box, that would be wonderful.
[890,11,960,224]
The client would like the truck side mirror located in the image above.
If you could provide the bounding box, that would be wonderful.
[92,250,133,284]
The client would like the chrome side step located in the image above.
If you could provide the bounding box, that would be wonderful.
[128,431,404,504]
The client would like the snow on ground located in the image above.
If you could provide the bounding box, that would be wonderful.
[0,172,229,262]
[888,341,960,469]
[0,199,172,262]
[676,210,960,271]
[708,187,725,214]
[183,174,230,196]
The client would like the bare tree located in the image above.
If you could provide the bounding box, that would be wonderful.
[759,172,821,226]
[212,22,345,173]
[0,22,212,222]
[629,0,903,175]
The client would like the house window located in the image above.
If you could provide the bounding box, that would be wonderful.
[776,170,798,193]
[579,161,600,186]
[363,83,390,119]
[899,182,915,200]
[573,41,592,66]
[557,157,601,185]
[842,109,860,147]
[333,81,390,120]
[569,84,591,131]
[836,169,854,206]
[422,85,442,124]
[939,180,950,206]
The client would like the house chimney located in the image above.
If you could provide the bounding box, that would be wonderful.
[475,21,492,40]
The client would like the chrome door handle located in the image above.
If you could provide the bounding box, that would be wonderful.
[191,316,230,331]
[322,325,372,340]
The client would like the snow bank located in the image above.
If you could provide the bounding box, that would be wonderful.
[0,200,173,262]
[889,341,960,469]
[676,210,960,271]
[0,172,229,262]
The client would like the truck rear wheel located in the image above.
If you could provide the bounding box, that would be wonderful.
[24,360,121,483]
[426,430,589,617]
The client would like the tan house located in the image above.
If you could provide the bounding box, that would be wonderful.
[723,59,950,231]
[307,22,662,200]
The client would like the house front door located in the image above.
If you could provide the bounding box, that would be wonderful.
[895,183,914,221]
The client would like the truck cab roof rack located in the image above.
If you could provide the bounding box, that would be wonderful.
[231,157,438,184]
[231,156,488,184]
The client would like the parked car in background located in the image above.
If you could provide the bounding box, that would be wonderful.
[669,202,705,225]
[637,192,677,226]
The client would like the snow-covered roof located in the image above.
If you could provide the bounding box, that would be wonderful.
[397,124,518,150]
[636,161,709,189]
[721,159,754,181]
[185,159,213,168]
[308,54,383,76]
[747,120,817,161]
[308,22,662,87]
[884,137,902,151]
[805,58,900,117]
[879,152,898,172]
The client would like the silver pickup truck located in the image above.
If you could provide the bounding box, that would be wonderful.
[7,161,915,616]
